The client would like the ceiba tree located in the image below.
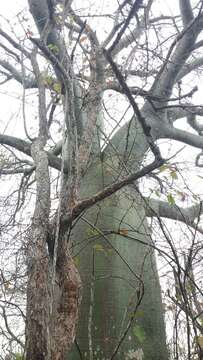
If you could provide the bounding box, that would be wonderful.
[0,0,203,359]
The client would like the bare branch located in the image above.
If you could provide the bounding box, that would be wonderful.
[30,49,48,139]
[68,7,99,47]
[0,134,32,157]
[167,104,203,122]
[0,134,62,171]
[161,125,203,149]
[110,0,153,57]
[103,48,163,161]
[62,158,164,228]
[0,43,20,62]
[150,10,203,103]
[0,60,36,88]
[108,0,144,53]
[0,166,34,176]
[105,81,198,102]
[0,29,31,58]
[145,197,203,226]
[187,113,203,133]
[179,0,194,27]
[0,306,24,349]
[177,56,203,81]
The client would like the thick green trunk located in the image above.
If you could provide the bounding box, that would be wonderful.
[68,119,168,359]
[69,167,167,359]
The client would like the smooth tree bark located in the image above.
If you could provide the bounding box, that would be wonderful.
[0,0,203,359]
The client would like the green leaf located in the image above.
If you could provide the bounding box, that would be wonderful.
[47,43,59,54]
[155,190,160,197]
[129,310,145,319]
[170,170,178,180]
[94,244,104,252]
[197,336,203,349]
[53,82,62,94]
[133,324,146,344]
[167,193,175,206]
[69,15,74,24]
[73,256,80,267]
[15,354,24,360]
[134,310,145,319]
[159,164,170,172]
[86,227,100,237]
[43,75,53,86]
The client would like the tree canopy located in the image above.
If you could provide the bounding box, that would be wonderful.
[0,0,203,359]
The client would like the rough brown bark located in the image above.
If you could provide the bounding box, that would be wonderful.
[51,246,81,359]
[25,139,81,359]
[24,2,83,358]
[25,139,51,359]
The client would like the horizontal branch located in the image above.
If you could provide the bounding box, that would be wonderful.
[103,82,159,100]
[177,56,203,81]
[0,166,34,175]
[0,134,31,156]
[46,152,62,171]
[51,140,62,156]
[145,198,202,226]
[167,104,203,122]
[0,60,36,88]
[105,82,198,102]
[125,68,157,78]
[0,134,62,171]
[161,126,203,149]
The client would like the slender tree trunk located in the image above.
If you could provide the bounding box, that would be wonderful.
[25,139,52,359]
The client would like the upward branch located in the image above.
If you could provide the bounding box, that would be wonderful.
[150,3,203,103]
[108,0,144,53]
[103,49,163,161]
[62,158,164,228]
